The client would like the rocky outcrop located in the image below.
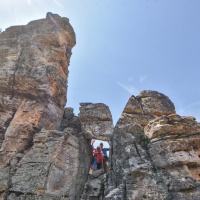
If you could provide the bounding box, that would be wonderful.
[0,12,76,169]
[146,114,200,199]
[81,169,105,199]
[79,103,114,141]
[0,108,91,200]
[0,102,113,199]
[1,14,200,200]
[106,91,175,199]
[107,91,200,200]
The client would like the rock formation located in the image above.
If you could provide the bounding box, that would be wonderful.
[79,103,114,141]
[0,12,75,170]
[1,14,200,200]
[106,91,200,200]
[5,109,91,199]
[0,18,114,198]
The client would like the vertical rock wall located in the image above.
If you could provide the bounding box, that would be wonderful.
[0,108,91,200]
[0,13,76,169]
[146,115,200,199]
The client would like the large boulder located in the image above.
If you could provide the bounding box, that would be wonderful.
[79,103,114,141]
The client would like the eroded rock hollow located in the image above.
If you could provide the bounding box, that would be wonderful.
[0,13,200,200]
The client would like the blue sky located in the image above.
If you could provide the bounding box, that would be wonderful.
[1,0,200,125]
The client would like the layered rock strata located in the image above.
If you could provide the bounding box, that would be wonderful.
[106,91,175,199]
[107,91,200,200]
[146,115,200,200]
[0,13,76,169]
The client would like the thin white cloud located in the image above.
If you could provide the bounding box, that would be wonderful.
[180,101,200,113]
[139,75,146,82]
[177,101,200,122]
[117,82,139,95]
[54,0,64,8]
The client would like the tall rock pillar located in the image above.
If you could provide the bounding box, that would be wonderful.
[0,13,76,169]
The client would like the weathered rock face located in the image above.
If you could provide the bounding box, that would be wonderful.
[81,169,105,199]
[0,16,114,198]
[79,103,114,141]
[107,90,175,199]
[146,114,200,199]
[0,108,91,200]
[107,91,200,200]
[0,12,76,169]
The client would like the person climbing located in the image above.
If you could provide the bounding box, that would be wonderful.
[99,142,110,172]
[99,142,110,160]
[91,140,110,159]
[93,146,104,170]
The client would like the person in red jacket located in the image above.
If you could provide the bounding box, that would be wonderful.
[93,146,104,169]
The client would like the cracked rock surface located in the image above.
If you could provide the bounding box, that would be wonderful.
[107,91,200,200]
[79,103,114,141]
[0,12,76,170]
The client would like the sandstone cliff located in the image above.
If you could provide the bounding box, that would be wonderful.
[1,14,200,200]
